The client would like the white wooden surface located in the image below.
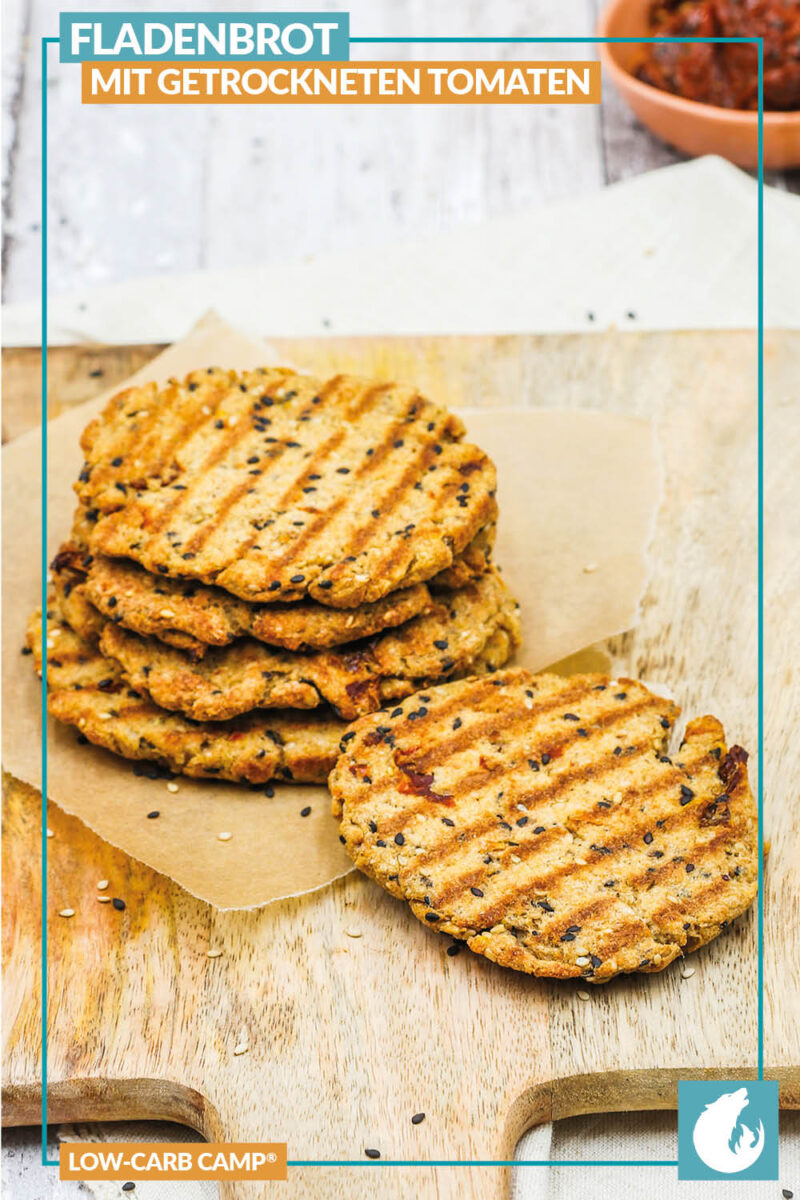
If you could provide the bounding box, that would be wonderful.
[3,0,798,308]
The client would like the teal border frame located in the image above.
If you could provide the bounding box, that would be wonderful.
[39,31,765,1173]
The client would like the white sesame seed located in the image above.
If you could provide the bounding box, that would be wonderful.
[577,990,591,1001]
[166,781,179,793]
[510,854,522,864]
[344,929,362,938]
[50,627,61,637]
[583,563,598,573]
[46,828,54,839]
[575,956,591,967]
[517,802,528,812]
[97,895,111,904]
[59,908,75,918]
[217,831,233,842]
[159,609,175,619]
[681,966,696,979]
[99,712,113,721]
[97,879,109,890]
[233,1043,249,1056]
[206,948,223,959]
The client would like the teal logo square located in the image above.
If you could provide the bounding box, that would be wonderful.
[678,1080,779,1181]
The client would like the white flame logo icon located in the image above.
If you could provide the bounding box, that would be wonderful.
[692,1087,766,1174]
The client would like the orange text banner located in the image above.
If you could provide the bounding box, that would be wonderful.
[59,1142,288,1182]
[82,60,601,104]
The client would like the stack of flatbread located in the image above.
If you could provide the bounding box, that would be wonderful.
[28,366,521,785]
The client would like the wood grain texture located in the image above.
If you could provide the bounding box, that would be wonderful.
[10,0,800,309]
[2,331,798,1200]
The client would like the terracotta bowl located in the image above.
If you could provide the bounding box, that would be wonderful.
[597,0,800,169]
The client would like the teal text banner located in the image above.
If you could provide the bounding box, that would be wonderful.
[59,12,350,63]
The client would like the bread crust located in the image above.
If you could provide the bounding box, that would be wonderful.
[26,602,344,784]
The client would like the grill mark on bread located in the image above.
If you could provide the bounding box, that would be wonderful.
[440,752,718,922]
[256,389,427,574]
[180,378,345,556]
[371,696,663,838]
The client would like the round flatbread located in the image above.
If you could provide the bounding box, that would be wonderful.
[330,668,758,982]
[26,602,343,784]
[75,367,497,607]
[52,519,496,658]
[73,569,521,722]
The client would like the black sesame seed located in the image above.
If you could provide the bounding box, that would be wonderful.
[394,832,405,845]
[680,785,695,805]
[686,863,696,873]
[534,825,545,834]
[517,817,528,827]
[121,1185,135,1193]
[661,717,671,729]
[376,839,386,847]
[446,943,461,957]
[364,1148,381,1159]
[290,574,305,584]
[434,639,448,650]
[111,456,123,467]
[441,817,455,827]
[368,820,378,833]
[147,811,160,819]
[411,1112,426,1124]
[371,509,380,518]
[538,900,554,913]
[300,806,311,817]
[590,955,602,968]
[264,785,275,797]
[614,692,627,701]
[528,759,539,771]
[112,897,126,911]
[613,746,623,756]
[563,713,580,721]
[107,596,118,608]
[425,913,440,922]
[452,717,462,730]
[643,832,654,844]
[21,645,33,654]
[76,733,89,745]
[341,731,356,743]
[541,753,551,765]
[470,887,484,897]
[318,580,333,590]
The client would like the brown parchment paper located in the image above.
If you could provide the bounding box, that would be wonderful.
[2,314,660,909]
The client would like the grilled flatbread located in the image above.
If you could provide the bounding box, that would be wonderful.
[330,669,758,982]
[52,521,496,658]
[66,570,521,722]
[26,603,343,784]
[75,367,497,607]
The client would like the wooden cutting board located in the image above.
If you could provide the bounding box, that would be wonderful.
[3,330,799,1200]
